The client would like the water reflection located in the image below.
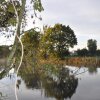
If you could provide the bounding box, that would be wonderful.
[0,69,6,79]
[0,65,15,80]
[88,66,97,74]
[42,68,78,100]
[0,61,100,100]
[0,92,8,100]
[18,65,78,100]
[16,79,21,89]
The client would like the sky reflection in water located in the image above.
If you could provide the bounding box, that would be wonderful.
[0,65,100,100]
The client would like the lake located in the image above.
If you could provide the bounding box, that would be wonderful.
[0,64,100,100]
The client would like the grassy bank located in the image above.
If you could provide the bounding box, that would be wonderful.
[39,57,100,67]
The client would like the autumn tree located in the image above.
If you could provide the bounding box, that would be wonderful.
[20,28,41,66]
[41,24,77,59]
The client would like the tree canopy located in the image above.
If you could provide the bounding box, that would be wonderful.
[0,0,44,66]
[41,24,77,59]
[0,0,44,36]
[76,48,88,57]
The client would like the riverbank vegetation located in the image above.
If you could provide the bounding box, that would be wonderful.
[0,23,100,67]
[0,1,100,68]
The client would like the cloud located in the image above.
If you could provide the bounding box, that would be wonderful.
[41,0,100,49]
[42,0,100,33]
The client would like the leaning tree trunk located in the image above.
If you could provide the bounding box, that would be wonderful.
[7,0,26,66]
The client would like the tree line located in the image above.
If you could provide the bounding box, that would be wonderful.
[0,23,100,60]
[21,24,100,60]
[75,39,100,57]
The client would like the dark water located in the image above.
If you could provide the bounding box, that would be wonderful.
[0,65,100,100]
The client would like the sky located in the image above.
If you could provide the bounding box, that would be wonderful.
[0,0,100,50]
[39,0,100,50]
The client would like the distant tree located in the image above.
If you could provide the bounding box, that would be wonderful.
[96,49,100,56]
[42,24,77,59]
[76,48,88,57]
[87,39,97,56]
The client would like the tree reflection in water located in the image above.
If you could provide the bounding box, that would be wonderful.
[88,66,97,74]
[19,64,78,100]
[0,92,8,100]
[0,62,98,100]
[42,67,78,100]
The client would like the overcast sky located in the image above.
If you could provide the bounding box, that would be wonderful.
[39,0,100,50]
[0,0,100,50]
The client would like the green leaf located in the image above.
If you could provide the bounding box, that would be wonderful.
[7,4,15,13]
[34,0,44,12]
[8,17,16,26]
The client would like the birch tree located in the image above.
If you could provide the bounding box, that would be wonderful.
[0,0,43,66]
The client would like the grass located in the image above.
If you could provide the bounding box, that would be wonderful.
[66,56,100,67]
[39,56,100,67]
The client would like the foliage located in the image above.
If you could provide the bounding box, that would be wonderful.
[21,28,41,64]
[0,1,20,28]
[22,28,41,48]
[66,57,100,67]
[41,24,77,59]
[96,50,100,56]
[0,0,44,37]
[0,46,10,58]
[87,39,97,56]
[18,64,78,100]
[0,0,44,66]
[76,48,88,57]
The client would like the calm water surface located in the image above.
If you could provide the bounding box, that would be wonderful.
[0,65,100,100]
